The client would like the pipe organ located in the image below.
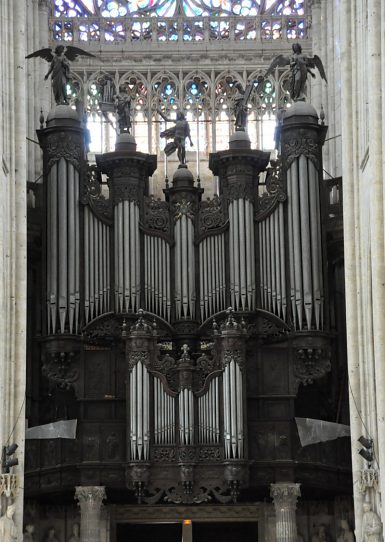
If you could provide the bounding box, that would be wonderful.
[28,101,348,510]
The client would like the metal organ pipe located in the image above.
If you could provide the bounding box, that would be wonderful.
[83,206,110,325]
[199,233,226,321]
[46,158,83,334]
[179,388,194,445]
[223,360,244,459]
[174,213,195,320]
[229,199,256,312]
[144,234,171,320]
[285,156,324,330]
[129,361,150,460]
[153,376,176,445]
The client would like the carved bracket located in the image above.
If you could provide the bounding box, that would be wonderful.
[80,164,112,224]
[294,347,331,386]
[255,158,287,221]
[42,351,79,391]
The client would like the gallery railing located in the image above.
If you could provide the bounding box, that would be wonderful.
[50,14,308,44]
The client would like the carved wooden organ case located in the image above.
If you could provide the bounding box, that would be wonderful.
[26,105,351,505]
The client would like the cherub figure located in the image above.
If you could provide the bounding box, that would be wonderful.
[157,110,193,165]
[264,43,327,102]
[26,45,95,105]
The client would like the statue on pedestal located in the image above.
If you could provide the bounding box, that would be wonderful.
[362,503,382,542]
[114,86,132,134]
[157,110,193,165]
[264,43,327,102]
[0,504,18,541]
[26,45,95,105]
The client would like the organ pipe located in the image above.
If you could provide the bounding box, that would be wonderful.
[46,158,84,334]
[199,233,226,321]
[153,376,176,445]
[144,235,171,320]
[223,360,244,459]
[83,206,111,325]
[228,199,255,312]
[129,361,150,460]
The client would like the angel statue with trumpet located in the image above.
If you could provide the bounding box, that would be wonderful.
[26,45,95,105]
[263,43,327,102]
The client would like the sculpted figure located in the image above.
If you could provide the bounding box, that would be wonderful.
[43,526,61,542]
[23,524,35,541]
[114,85,132,134]
[68,523,80,542]
[232,81,255,131]
[264,43,327,102]
[362,503,382,542]
[0,504,18,541]
[157,109,193,165]
[311,524,331,542]
[26,45,95,105]
[337,519,354,542]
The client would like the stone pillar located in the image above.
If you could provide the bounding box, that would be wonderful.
[270,483,301,542]
[75,486,106,542]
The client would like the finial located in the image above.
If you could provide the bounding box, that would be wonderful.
[213,317,218,335]
[225,307,238,329]
[39,108,45,129]
[121,318,127,338]
[134,309,151,332]
[320,104,325,125]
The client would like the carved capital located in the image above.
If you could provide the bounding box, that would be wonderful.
[282,137,320,170]
[75,486,106,507]
[44,131,82,171]
[270,482,301,508]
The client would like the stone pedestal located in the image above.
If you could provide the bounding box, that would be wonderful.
[75,486,106,542]
[270,482,301,542]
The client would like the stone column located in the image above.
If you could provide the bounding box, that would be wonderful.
[270,483,301,542]
[75,486,106,542]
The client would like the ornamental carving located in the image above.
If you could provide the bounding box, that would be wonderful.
[199,195,227,234]
[42,351,79,390]
[223,349,244,368]
[227,178,255,202]
[359,469,379,493]
[173,199,195,221]
[75,486,106,506]
[112,180,141,205]
[294,348,331,386]
[143,195,171,237]
[255,159,287,221]
[283,137,320,169]
[270,482,301,506]
[128,351,150,370]
[45,132,82,170]
[198,447,222,462]
[152,447,177,462]
[81,164,112,223]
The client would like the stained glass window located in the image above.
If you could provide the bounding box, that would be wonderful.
[53,0,305,17]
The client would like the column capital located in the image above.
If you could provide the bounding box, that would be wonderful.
[270,482,301,507]
[75,486,106,506]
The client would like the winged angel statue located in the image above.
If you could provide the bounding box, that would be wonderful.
[265,43,327,102]
[26,45,95,105]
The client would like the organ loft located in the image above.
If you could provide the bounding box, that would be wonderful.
[5,0,377,540]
